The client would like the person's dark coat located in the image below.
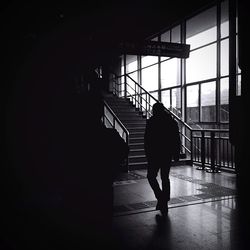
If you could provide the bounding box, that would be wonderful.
[144,111,180,162]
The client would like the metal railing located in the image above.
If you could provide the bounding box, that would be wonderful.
[192,129,235,172]
[110,72,235,172]
[111,73,193,161]
[103,100,129,171]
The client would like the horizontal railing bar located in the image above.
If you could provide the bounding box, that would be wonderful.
[192,129,229,132]
[193,136,230,139]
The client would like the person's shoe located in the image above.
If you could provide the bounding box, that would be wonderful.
[160,204,168,216]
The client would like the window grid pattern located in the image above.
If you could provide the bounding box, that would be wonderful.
[120,0,237,126]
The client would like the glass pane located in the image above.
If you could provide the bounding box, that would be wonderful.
[161,90,170,108]
[161,58,180,88]
[141,56,158,68]
[151,37,158,41]
[221,0,229,38]
[160,56,170,62]
[150,91,158,101]
[237,74,241,96]
[221,21,229,39]
[126,55,137,73]
[221,38,229,76]
[121,66,125,83]
[161,31,170,42]
[149,92,158,112]
[141,64,158,92]
[201,81,216,122]
[186,44,217,83]
[186,27,216,50]
[127,72,137,95]
[160,32,171,61]
[236,35,241,74]
[141,93,146,112]
[186,6,217,50]
[172,25,181,43]
[220,77,229,122]
[171,88,181,117]
[186,85,199,122]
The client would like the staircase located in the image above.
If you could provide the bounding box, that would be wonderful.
[104,93,147,170]
[104,93,190,170]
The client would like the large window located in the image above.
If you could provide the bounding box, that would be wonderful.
[126,55,137,73]
[141,56,158,68]
[186,44,217,83]
[141,65,158,92]
[119,0,237,126]
[186,7,217,50]
[171,88,181,117]
[127,72,138,96]
[220,39,229,76]
[220,77,229,122]
[161,58,180,88]
[161,89,170,109]
[200,81,216,122]
[186,85,199,122]
[221,0,229,38]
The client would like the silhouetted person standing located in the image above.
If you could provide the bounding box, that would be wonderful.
[144,102,180,215]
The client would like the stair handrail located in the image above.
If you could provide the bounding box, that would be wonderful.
[103,100,130,143]
[121,73,193,158]
[103,100,129,171]
[110,72,234,171]
[124,73,193,130]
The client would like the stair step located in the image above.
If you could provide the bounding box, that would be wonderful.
[129,142,145,150]
[129,149,145,156]
[129,131,145,137]
[112,111,139,115]
[107,104,134,108]
[127,127,146,132]
[125,123,146,128]
[129,155,147,163]
[121,118,146,122]
[119,115,143,120]
[121,121,146,125]
[129,137,144,143]
[127,128,146,134]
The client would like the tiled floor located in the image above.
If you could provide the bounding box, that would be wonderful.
[112,165,246,250]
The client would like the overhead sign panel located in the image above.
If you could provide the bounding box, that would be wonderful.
[118,41,190,58]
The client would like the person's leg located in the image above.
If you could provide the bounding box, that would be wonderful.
[160,157,171,214]
[147,163,161,201]
[161,166,171,202]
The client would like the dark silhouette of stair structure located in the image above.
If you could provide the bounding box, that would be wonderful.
[104,93,189,171]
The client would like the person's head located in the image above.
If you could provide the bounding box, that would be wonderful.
[152,102,165,116]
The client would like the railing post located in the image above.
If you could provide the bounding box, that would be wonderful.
[190,130,193,165]
[211,131,215,172]
[126,134,129,172]
[197,130,206,170]
[207,131,220,173]
[124,75,127,99]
